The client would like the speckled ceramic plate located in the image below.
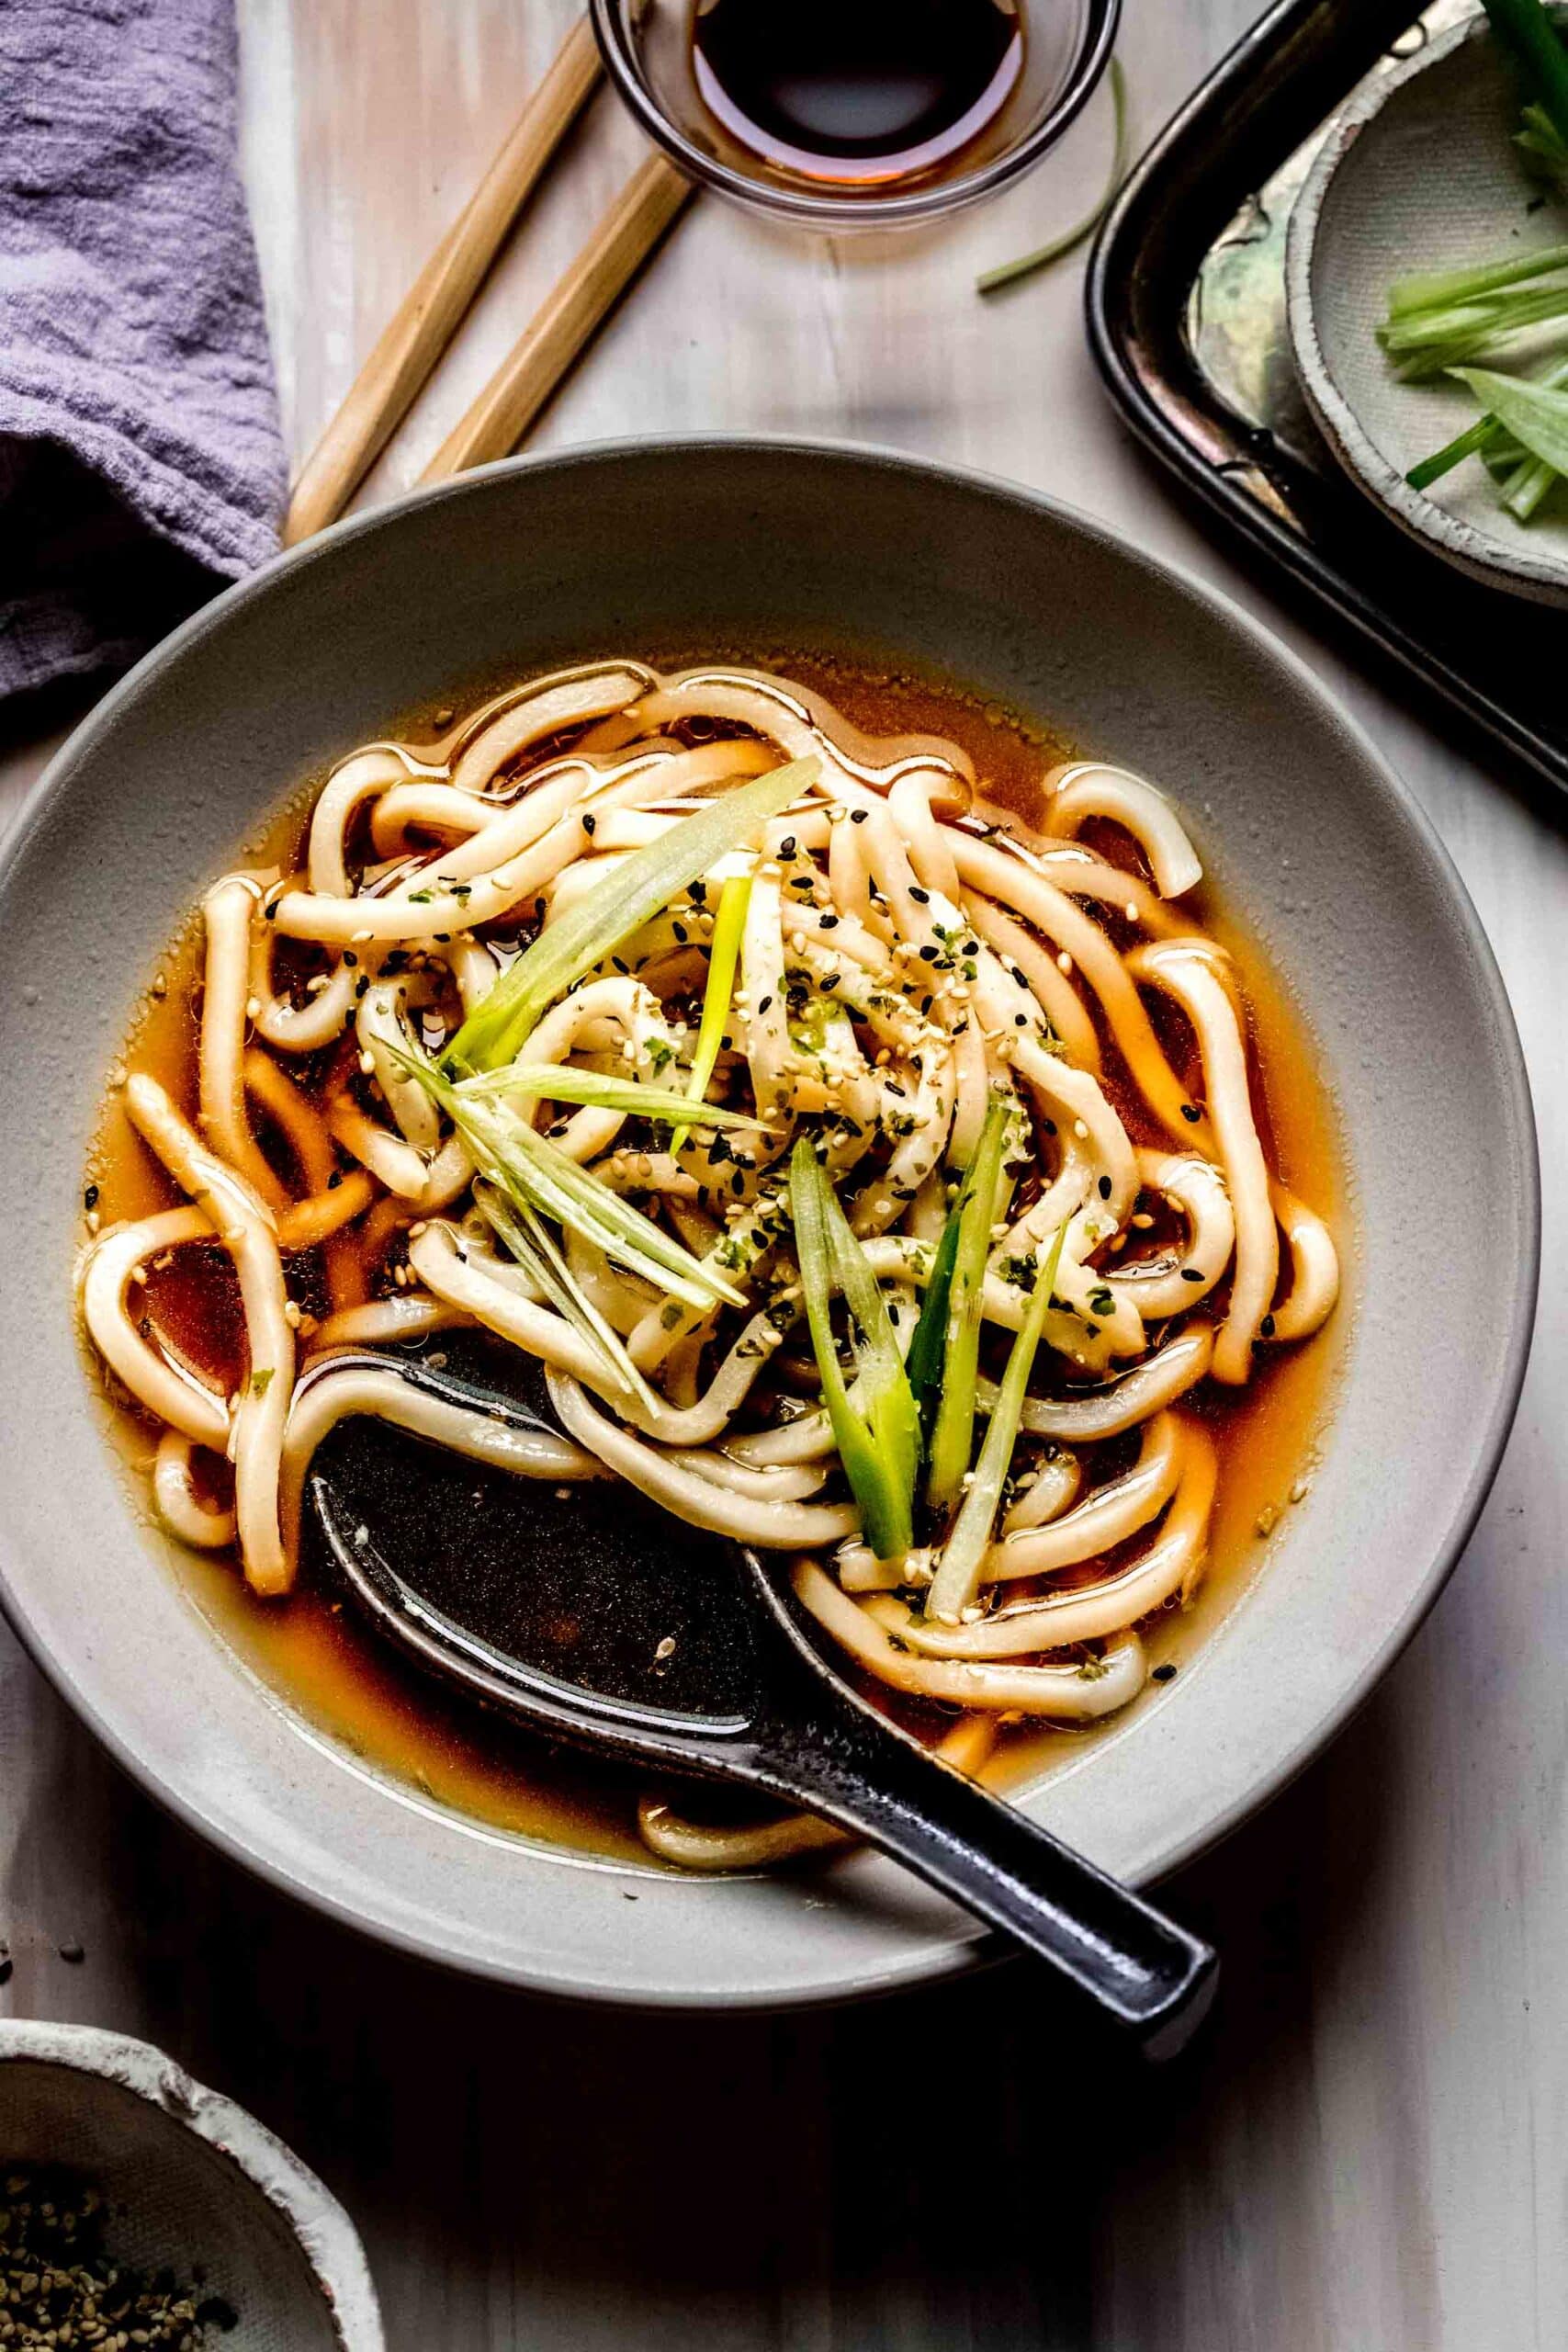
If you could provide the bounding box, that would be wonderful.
[1287,11,1568,605]
[0,440,1538,2006]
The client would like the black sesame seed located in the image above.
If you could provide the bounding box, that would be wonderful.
[851,808,868,824]
[908,885,931,903]
[1151,1662,1178,1683]
[1180,1103,1201,1124]
[1098,1175,1111,1200]
[1260,1313,1276,1338]
[1180,1267,1203,1283]
[581,812,596,835]
[84,1183,99,1210]
[327,1170,344,1190]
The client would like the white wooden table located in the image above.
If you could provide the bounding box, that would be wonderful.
[4,4,1565,2343]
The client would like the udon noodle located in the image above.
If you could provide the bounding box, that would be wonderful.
[79,659,1339,1864]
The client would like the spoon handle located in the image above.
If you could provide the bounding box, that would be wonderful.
[763,1702,1216,2055]
[742,1563,1216,2055]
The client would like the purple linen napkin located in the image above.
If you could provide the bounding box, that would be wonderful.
[0,0,287,699]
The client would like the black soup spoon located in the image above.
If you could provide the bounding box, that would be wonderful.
[302,1347,1218,2055]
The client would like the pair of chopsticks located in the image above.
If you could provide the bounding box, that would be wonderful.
[284,17,694,547]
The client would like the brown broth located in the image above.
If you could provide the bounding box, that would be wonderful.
[82,656,1348,1857]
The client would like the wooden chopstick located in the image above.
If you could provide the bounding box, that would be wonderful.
[419,152,695,483]
[283,15,604,546]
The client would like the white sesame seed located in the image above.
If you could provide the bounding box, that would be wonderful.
[1056,951,1073,975]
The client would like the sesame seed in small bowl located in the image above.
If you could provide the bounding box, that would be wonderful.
[0,2019,382,2350]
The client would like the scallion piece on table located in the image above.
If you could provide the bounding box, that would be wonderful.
[925,1094,1013,1518]
[924,1219,1069,1627]
[445,757,815,1073]
[976,59,1129,296]
[790,1137,919,1565]
[671,872,752,1155]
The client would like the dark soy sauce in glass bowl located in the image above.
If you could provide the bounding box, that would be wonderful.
[691,0,1026,189]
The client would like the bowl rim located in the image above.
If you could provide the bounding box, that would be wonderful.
[586,0,1122,230]
[1284,12,1568,607]
[0,2017,383,2346]
[0,433,1540,2007]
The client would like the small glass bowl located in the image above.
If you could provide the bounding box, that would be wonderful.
[590,0,1122,232]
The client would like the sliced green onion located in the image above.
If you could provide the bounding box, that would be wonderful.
[924,1220,1069,1626]
[394,1046,745,1312]
[1407,355,1568,490]
[473,1178,654,1406]
[790,1138,919,1564]
[905,1204,963,1450]
[925,1095,1012,1517]
[1386,241,1568,318]
[1450,362,1568,477]
[446,757,815,1073]
[1483,0,1568,150]
[671,873,752,1155]
[456,1062,759,1131]
[1379,281,1568,377]
[1503,447,1560,516]
[1516,98,1568,184]
[1406,413,1503,492]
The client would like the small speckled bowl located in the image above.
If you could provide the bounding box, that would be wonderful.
[0,2018,382,2348]
[0,439,1539,2007]
[1288,12,1568,605]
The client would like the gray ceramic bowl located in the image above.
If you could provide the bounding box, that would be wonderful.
[1288,12,1568,605]
[0,2018,382,2347]
[0,439,1538,2007]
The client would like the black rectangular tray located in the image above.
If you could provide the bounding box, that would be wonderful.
[1087,0,1568,797]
